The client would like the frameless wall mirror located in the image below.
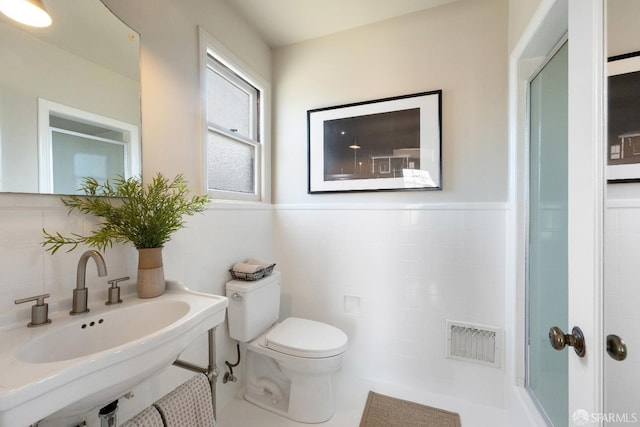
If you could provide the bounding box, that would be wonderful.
[605,0,640,421]
[0,0,141,194]
[606,0,640,184]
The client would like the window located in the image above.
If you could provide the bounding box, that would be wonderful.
[38,99,140,194]
[201,30,269,202]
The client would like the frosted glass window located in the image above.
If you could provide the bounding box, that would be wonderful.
[207,70,251,139]
[204,52,262,201]
[207,132,255,194]
[52,130,124,194]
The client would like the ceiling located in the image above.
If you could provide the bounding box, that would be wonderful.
[223,0,459,48]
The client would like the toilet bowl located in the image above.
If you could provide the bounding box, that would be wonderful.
[226,272,348,423]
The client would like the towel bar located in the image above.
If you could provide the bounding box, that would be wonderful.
[173,327,219,418]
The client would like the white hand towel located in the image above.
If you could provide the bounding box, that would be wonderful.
[246,258,268,266]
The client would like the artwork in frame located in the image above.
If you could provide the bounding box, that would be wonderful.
[608,51,640,182]
[307,90,442,193]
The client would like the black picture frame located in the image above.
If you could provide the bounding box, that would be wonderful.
[307,90,442,193]
[608,51,640,182]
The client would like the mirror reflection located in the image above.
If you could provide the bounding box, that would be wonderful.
[0,0,141,194]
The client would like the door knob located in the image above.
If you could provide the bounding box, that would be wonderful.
[606,334,627,361]
[549,326,586,357]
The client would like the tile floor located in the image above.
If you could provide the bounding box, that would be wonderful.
[217,374,514,426]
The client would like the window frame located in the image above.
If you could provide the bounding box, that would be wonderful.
[199,28,271,203]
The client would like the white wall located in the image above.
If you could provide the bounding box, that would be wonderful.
[607,0,640,57]
[274,0,509,205]
[604,202,640,418]
[508,0,543,52]
[272,0,509,408]
[275,204,508,407]
[0,194,135,315]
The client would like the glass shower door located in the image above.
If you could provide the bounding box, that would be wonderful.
[527,41,569,426]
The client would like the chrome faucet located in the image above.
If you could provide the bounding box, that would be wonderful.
[70,250,108,315]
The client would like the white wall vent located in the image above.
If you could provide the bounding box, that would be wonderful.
[446,320,501,368]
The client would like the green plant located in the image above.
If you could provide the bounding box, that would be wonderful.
[42,174,210,254]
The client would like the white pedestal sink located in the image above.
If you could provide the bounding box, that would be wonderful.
[0,281,228,426]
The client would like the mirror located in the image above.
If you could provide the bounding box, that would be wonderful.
[606,0,640,184]
[605,0,640,421]
[0,0,140,194]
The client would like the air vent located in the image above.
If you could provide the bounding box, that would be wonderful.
[446,320,501,368]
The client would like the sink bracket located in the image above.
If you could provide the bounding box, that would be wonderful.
[173,327,219,418]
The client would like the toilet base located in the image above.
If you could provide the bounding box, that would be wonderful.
[243,382,334,424]
[242,346,339,423]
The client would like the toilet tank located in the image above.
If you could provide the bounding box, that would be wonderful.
[226,271,281,342]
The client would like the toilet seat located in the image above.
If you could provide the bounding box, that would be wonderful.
[263,317,348,358]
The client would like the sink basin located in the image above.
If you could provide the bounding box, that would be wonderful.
[0,281,228,426]
[18,300,190,363]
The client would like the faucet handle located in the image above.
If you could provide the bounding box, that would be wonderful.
[108,276,130,287]
[15,293,49,305]
[15,293,52,327]
[106,276,129,305]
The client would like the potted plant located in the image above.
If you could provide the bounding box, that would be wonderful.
[42,174,210,298]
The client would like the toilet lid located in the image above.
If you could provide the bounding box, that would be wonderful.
[265,317,348,358]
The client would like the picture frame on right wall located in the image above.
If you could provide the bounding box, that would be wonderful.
[307,90,442,193]
[608,51,640,182]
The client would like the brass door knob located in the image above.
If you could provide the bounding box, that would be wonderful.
[549,326,586,357]
[606,334,627,361]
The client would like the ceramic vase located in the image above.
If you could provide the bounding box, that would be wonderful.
[137,247,165,298]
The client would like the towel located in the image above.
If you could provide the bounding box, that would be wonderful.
[154,374,215,427]
[121,406,164,427]
[246,258,269,266]
[232,262,264,274]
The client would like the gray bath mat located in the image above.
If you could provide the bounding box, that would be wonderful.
[359,391,461,427]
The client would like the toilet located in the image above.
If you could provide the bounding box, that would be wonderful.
[226,271,348,423]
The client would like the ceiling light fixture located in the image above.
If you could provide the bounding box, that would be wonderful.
[0,0,51,28]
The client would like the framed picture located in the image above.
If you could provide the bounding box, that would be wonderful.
[307,90,442,193]
[608,51,640,182]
